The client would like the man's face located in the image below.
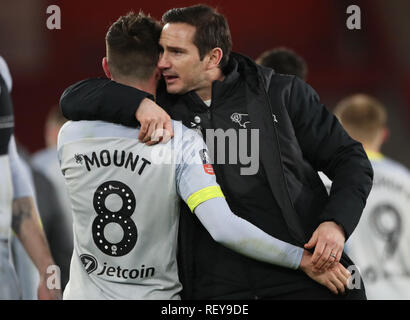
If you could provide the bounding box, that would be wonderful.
[158,23,207,95]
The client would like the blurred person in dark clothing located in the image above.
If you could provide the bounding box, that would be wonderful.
[256,47,307,80]
[31,105,73,290]
[32,106,72,232]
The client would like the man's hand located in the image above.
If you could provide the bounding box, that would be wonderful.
[304,221,345,272]
[299,250,351,295]
[37,275,62,300]
[136,98,173,145]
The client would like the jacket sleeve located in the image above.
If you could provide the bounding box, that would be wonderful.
[284,76,373,239]
[60,78,153,127]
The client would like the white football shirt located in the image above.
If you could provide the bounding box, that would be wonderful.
[321,151,410,299]
[58,120,219,299]
[58,120,304,299]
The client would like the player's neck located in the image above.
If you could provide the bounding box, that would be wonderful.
[363,143,382,156]
[133,82,156,99]
[363,137,383,154]
[114,77,157,99]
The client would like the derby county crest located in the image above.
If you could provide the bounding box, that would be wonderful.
[230,113,250,128]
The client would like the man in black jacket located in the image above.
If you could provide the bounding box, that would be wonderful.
[60,5,373,299]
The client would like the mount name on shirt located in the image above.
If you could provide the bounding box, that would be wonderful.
[74,149,152,175]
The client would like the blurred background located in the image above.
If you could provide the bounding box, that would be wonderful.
[1,0,409,167]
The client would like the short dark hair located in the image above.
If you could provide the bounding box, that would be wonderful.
[256,47,307,80]
[106,11,162,80]
[162,5,232,68]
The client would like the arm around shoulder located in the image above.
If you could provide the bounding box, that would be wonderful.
[60,78,151,127]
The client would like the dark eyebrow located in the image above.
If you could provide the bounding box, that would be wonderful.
[166,46,188,53]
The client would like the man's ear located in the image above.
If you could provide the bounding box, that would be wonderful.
[206,48,223,70]
[154,67,161,82]
[102,57,112,79]
[382,127,389,144]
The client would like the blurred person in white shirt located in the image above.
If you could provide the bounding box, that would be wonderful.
[322,94,410,299]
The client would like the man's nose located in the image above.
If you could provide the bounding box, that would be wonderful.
[158,53,171,69]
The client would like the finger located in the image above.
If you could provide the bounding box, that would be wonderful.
[336,264,352,290]
[315,243,331,269]
[318,248,336,272]
[304,232,317,249]
[335,250,343,265]
[163,117,174,139]
[311,240,326,265]
[139,121,149,141]
[335,267,349,289]
[330,273,345,294]
[146,132,164,146]
[333,264,347,282]
[339,264,352,279]
[328,250,340,269]
[162,126,172,144]
[146,124,162,146]
[325,280,338,295]
[146,139,161,146]
[151,126,164,142]
[143,121,157,143]
[159,117,173,144]
[323,249,337,270]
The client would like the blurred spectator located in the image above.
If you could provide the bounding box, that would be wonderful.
[13,144,73,294]
[30,106,72,291]
[256,47,308,80]
[1,55,61,300]
[31,106,72,235]
[332,94,410,299]
[9,145,39,299]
